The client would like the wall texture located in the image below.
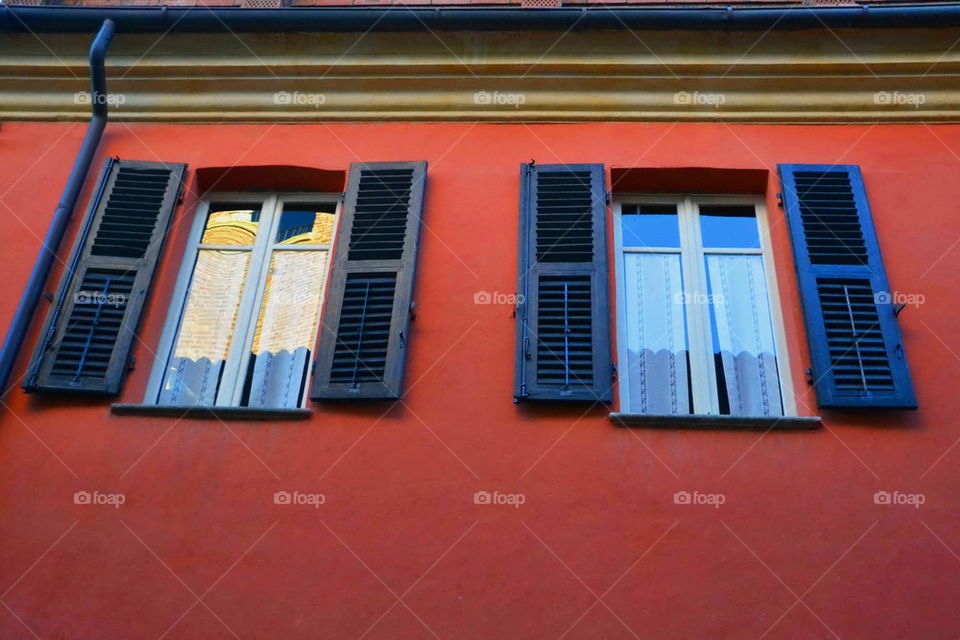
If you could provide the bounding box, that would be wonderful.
[0,121,958,639]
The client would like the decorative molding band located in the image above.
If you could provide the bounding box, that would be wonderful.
[1,28,959,122]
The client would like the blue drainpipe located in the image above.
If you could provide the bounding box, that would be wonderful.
[0,18,115,398]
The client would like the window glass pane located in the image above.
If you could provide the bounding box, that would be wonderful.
[275,206,336,245]
[201,205,261,245]
[622,253,692,414]
[621,204,680,248]
[704,255,783,416]
[699,204,760,249]
[158,250,251,405]
[242,250,331,408]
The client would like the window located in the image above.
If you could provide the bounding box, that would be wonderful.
[146,194,339,409]
[613,196,793,417]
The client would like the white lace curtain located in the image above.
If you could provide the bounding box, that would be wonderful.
[622,253,782,416]
[622,253,690,414]
[706,255,782,417]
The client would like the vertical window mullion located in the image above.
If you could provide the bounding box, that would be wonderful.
[216,195,279,406]
[694,201,721,414]
[679,197,719,414]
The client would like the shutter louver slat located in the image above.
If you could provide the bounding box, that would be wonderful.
[311,161,426,400]
[816,278,895,394]
[49,268,136,381]
[535,169,596,263]
[778,164,916,408]
[347,168,415,261]
[24,159,186,395]
[515,163,611,402]
[91,166,176,258]
[536,276,594,386]
[328,273,398,385]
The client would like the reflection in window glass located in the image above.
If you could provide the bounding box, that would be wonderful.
[158,250,250,405]
[201,206,261,245]
[275,208,337,245]
[154,195,338,409]
[621,204,681,248]
[704,255,783,416]
[699,205,760,249]
[622,253,692,414]
[242,251,331,408]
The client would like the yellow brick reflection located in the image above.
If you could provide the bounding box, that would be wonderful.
[252,251,330,355]
[201,210,259,245]
[173,251,250,361]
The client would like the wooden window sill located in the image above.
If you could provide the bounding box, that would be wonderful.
[111,404,312,421]
[609,412,822,430]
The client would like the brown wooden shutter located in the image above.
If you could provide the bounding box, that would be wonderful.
[514,163,612,402]
[310,161,427,400]
[24,158,186,395]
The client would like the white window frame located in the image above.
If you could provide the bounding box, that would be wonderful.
[144,192,342,408]
[612,194,796,416]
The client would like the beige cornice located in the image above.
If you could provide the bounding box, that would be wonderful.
[1,28,959,122]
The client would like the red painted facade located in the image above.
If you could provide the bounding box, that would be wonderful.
[1,121,959,638]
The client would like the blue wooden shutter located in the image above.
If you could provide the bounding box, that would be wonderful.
[778,164,916,408]
[514,163,612,402]
[310,161,426,400]
[24,158,186,395]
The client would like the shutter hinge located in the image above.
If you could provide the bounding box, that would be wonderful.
[805,367,814,385]
[175,176,186,206]
[523,336,531,360]
[605,190,611,206]
[776,192,784,208]
[611,362,617,379]
[409,300,417,321]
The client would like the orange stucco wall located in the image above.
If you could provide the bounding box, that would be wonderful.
[1,121,958,639]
